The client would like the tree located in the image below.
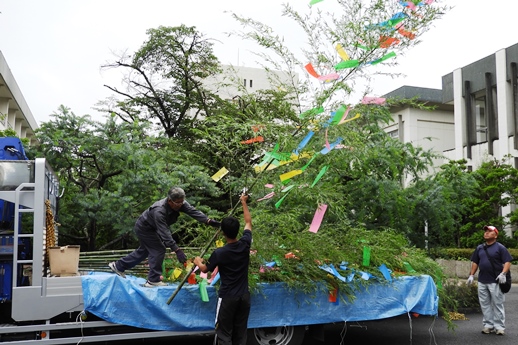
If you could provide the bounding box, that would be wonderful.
[29,106,224,250]
[459,158,518,247]
[101,25,221,138]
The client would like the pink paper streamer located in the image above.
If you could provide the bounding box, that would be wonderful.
[309,204,328,233]
[265,184,275,188]
[207,267,218,283]
[317,73,340,81]
[362,96,386,105]
[257,192,275,201]
[200,271,208,279]
[325,128,330,150]
[337,106,351,125]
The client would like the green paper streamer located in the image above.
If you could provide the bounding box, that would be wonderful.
[309,0,324,5]
[403,262,416,273]
[362,246,371,266]
[335,60,359,70]
[311,165,329,188]
[435,269,443,289]
[330,105,347,125]
[301,153,319,171]
[370,51,396,65]
[275,192,291,209]
[300,106,324,119]
[199,278,209,302]
[281,185,295,193]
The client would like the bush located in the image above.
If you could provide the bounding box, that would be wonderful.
[441,280,480,313]
[430,247,518,262]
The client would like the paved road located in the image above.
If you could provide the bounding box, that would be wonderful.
[95,284,518,345]
[311,283,518,345]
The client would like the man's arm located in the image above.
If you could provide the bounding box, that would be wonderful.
[182,201,219,227]
[241,194,252,231]
[194,256,209,273]
[469,262,479,276]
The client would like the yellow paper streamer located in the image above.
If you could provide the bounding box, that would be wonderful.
[338,113,361,125]
[336,44,350,61]
[211,167,229,182]
[280,169,303,182]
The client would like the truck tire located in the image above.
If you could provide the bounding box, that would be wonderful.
[247,326,305,345]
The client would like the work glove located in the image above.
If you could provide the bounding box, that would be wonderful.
[467,275,474,285]
[496,272,507,284]
[175,249,187,264]
[208,219,221,228]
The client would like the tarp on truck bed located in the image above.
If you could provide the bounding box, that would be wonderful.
[81,273,438,332]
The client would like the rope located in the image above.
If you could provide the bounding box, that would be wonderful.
[45,199,57,268]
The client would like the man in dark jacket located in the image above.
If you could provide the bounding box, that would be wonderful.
[109,187,220,287]
[194,194,252,345]
[467,225,512,335]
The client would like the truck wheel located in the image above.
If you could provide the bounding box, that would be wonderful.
[247,326,305,345]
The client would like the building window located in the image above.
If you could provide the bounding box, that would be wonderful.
[243,79,247,87]
[388,129,399,138]
[474,96,487,143]
[250,80,253,88]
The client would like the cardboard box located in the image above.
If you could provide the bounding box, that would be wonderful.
[48,245,80,276]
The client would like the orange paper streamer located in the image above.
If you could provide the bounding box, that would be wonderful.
[304,63,320,78]
[240,136,264,144]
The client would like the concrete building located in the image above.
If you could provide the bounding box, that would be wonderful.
[202,65,298,101]
[0,51,38,144]
[385,42,518,235]
[441,43,518,171]
[383,86,454,176]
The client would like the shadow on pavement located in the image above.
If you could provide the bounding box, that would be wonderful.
[311,283,517,345]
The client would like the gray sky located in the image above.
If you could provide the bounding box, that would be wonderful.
[1,0,518,125]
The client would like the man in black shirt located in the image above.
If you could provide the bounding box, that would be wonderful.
[109,187,220,287]
[194,194,252,345]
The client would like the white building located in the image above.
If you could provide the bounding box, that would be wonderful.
[385,42,518,235]
[383,86,454,176]
[203,65,298,100]
[0,51,38,144]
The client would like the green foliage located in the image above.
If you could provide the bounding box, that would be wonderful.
[458,158,518,247]
[30,106,224,250]
[100,25,221,138]
[441,280,480,312]
[432,247,518,262]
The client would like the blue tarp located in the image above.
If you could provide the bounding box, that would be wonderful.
[81,273,438,332]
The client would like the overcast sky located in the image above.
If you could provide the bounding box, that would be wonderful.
[1,0,518,125]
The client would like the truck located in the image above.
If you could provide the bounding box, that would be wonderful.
[0,137,438,345]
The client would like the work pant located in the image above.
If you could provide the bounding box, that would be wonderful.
[116,227,166,283]
[478,282,506,331]
[215,292,251,345]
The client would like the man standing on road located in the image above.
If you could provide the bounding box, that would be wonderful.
[467,225,512,336]
[109,187,220,287]
[194,194,252,345]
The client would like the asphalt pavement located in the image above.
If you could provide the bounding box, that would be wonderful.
[313,283,518,345]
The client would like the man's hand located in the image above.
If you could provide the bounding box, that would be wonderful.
[193,256,203,267]
[467,275,474,285]
[175,249,187,264]
[207,219,221,228]
[496,272,507,284]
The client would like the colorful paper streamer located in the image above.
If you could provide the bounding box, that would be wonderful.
[309,204,328,233]
[211,167,229,182]
[311,165,329,187]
